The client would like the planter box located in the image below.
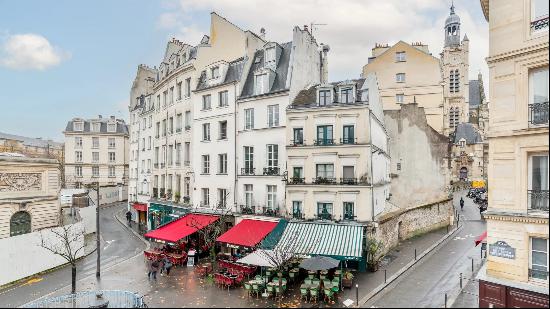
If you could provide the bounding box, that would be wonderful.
[342,278,353,289]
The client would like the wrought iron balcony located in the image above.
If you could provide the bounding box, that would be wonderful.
[199,202,209,208]
[153,188,158,197]
[340,178,358,185]
[185,125,191,131]
[531,15,549,31]
[340,138,357,145]
[159,188,165,197]
[262,206,279,217]
[317,213,333,220]
[240,168,255,175]
[154,163,159,169]
[184,161,190,166]
[313,177,337,185]
[160,163,165,168]
[238,205,256,215]
[289,140,305,146]
[292,212,305,220]
[176,128,182,133]
[528,189,549,212]
[314,139,335,146]
[263,167,280,176]
[216,202,227,209]
[343,214,357,221]
[529,268,549,281]
[287,177,305,185]
[529,102,549,126]
[175,161,181,166]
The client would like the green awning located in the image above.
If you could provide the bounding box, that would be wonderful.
[274,222,364,259]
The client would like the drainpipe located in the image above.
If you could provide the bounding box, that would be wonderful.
[234,82,238,213]
[369,110,375,223]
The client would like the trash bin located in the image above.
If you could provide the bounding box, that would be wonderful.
[187,249,196,267]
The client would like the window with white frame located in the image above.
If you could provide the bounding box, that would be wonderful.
[319,89,331,106]
[92,122,101,132]
[316,164,335,179]
[265,47,276,64]
[92,152,99,163]
[75,137,82,148]
[176,143,181,165]
[528,153,549,211]
[202,155,210,174]
[218,153,227,174]
[217,188,227,208]
[168,145,173,165]
[109,166,116,178]
[219,90,228,107]
[202,123,210,141]
[529,237,548,281]
[396,93,404,104]
[163,91,167,107]
[108,138,115,149]
[244,184,253,207]
[176,114,182,132]
[531,0,549,32]
[109,152,115,163]
[107,123,116,132]
[267,104,279,127]
[396,73,406,83]
[201,188,209,207]
[92,166,99,177]
[219,121,227,140]
[395,51,406,62]
[267,185,277,210]
[75,166,82,177]
[185,78,191,98]
[255,73,267,95]
[267,144,278,169]
[340,87,353,103]
[185,111,191,130]
[211,66,220,79]
[73,122,84,131]
[528,67,549,126]
[92,137,99,148]
[177,82,182,100]
[244,146,254,173]
[202,94,211,110]
[245,108,254,130]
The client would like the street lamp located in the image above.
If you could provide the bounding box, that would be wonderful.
[85,181,101,278]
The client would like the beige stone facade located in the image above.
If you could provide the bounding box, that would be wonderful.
[0,156,60,239]
[480,0,549,298]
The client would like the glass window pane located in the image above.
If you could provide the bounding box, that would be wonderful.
[532,251,548,266]
[533,238,548,252]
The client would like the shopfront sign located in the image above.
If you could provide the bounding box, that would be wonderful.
[489,241,516,259]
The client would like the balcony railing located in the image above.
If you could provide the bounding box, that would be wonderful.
[263,167,280,176]
[287,177,305,185]
[154,163,159,169]
[238,205,256,215]
[289,140,305,147]
[159,188,165,197]
[200,202,210,208]
[529,268,549,281]
[340,138,357,145]
[314,139,335,146]
[340,178,358,185]
[153,188,158,197]
[184,161,190,166]
[161,163,165,168]
[176,128,182,133]
[529,102,549,126]
[531,15,549,31]
[185,125,191,131]
[241,168,255,175]
[262,206,279,217]
[317,213,333,220]
[528,189,549,212]
[292,212,305,220]
[313,177,337,185]
[216,203,227,209]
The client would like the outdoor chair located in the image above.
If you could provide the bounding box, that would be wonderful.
[320,273,326,280]
[289,271,296,282]
[332,278,340,287]
[312,278,320,286]
[304,278,312,285]
[324,288,334,303]
[309,288,319,303]
[244,283,252,297]
[274,286,283,301]
[255,275,262,281]
[323,279,331,287]
[266,270,272,277]
[300,288,309,302]
[252,284,260,298]
[266,285,274,297]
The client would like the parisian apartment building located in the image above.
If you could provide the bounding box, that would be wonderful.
[478,0,549,307]
[63,116,129,192]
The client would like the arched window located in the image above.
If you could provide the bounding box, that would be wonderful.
[10,211,31,237]
[452,26,457,35]
[460,167,468,180]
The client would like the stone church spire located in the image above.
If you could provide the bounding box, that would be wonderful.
[444,1,461,48]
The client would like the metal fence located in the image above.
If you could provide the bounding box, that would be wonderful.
[21,290,146,308]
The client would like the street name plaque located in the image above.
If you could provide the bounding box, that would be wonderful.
[489,241,516,259]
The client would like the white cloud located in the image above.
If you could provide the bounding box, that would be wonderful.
[0,33,70,71]
[157,0,488,83]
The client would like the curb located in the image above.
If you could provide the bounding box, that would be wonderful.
[114,208,150,250]
[447,260,485,308]
[359,224,464,307]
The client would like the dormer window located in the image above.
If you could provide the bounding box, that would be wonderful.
[460,139,466,148]
[319,89,331,106]
[107,123,116,133]
[255,73,267,95]
[211,66,220,79]
[91,122,101,132]
[73,122,84,131]
[265,47,276,64]
[340,87,354,103]
[363,88,370,102]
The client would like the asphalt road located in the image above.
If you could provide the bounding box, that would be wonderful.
[365,192,486,308]
[0,202,146,308]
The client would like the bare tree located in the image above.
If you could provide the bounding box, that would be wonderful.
[186,206,233,264]
[39,215,88,294]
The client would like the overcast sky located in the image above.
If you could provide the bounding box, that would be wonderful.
[0,0,488,141]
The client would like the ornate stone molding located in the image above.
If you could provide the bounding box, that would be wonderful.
[0,172,42,192]
[484,213,549,224]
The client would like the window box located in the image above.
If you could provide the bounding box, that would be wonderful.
[263,167,280,176]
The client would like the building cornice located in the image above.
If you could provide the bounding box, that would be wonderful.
[484,211,549,224]
[486,42,549,65]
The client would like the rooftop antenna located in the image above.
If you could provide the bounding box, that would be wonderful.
[310,22,327,37]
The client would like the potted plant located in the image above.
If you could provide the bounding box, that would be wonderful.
[174,192,181,203]
[342,271,354,288]
[366,238,384,272]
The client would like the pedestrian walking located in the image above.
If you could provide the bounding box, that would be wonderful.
[460,197,465,211]
[158,257,165,275]
[126,210,132,226]
[150,259,160,280]
[146,257,153,280]
[163,256,173,276]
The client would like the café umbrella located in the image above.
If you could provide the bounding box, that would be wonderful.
[299,255,340,271]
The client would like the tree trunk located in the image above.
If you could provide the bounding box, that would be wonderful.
[71,265,77,294]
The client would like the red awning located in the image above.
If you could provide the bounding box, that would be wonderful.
[216,219,278,248]
[132,203,147,212]
[475,231,487,246]
[144,214,219,243]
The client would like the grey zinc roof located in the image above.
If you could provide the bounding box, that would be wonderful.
[239,42,293,99]
[64,119,129,135]
[469,79,481,108]
[291,79,366,107]
[195,57,245,91]
[0,132,63,148]
[453,123,482,144]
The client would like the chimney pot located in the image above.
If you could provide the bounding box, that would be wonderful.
[98,115,102,119]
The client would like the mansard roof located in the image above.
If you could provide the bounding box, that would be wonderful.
[453,123,482,144]
[291,78,366,108]
[64,118,129,135]
[195,57,246,91]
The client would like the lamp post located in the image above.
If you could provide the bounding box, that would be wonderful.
[85,181,101,278]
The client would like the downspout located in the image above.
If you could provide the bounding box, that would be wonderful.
[369,109,375,223]
[234,82,238,214]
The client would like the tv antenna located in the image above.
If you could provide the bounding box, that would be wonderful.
[310,22,327,37]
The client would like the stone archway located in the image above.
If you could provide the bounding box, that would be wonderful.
[460,167,468,180]
[10,211,31,237]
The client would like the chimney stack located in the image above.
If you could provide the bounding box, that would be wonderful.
[304,25,309,33]
[320,43,330,84]
[260,28,266,40]
[98,115,102,119]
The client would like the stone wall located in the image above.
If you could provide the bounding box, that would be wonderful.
[375,198,454,255]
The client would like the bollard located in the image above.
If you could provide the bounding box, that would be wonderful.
[471,258,474,272]
[355,284,359,307]
[384,269,387,283]
[447,225,449,234]
[415,248,417,260]
[460,273,463,289]
[445,293,448,308]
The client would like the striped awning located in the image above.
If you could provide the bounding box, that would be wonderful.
[274,222,364,259]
